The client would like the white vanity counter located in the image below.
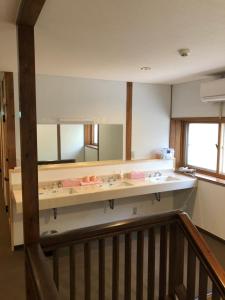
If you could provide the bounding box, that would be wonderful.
[12,172,196,213]
[9,159,197,248]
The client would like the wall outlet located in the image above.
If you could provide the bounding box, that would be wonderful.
[132,207,138,215]
[104,202,107,213]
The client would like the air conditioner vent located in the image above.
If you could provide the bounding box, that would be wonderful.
[200,78,225,102]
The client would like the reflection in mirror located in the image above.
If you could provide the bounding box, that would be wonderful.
[37,124,58,161]
[37,123,123,164]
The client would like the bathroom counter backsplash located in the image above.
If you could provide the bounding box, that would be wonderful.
[12,169,173,191]
[10,159,175,188]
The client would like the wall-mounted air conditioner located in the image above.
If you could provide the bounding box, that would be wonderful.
[200,78,225,102]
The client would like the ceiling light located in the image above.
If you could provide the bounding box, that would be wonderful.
[140,66,151,71]
[178,48,191,57]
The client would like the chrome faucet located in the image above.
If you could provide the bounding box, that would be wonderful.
[152,171,162,177]
[108,175,116,182]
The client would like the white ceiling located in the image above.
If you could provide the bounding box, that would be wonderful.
[0,0,19,23]
[1,0,225,84]
[0,0,19,73]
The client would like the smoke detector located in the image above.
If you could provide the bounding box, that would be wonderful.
[178,48,191,57]
[140,66,151,71]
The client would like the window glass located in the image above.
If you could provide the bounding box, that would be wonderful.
[220,124,225,174]
[187,123,218,171]
[93,124,98,144]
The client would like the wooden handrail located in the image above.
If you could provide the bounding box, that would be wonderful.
[35,210,225,299]
[177,212,225,298]
[40,210,179,250]
[26,244,60,300]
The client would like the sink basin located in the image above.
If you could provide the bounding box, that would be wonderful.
[148,175,180,183]
[97,181,133,189]
[39,187,77,198]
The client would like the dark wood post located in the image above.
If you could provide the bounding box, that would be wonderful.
[16,1,46,298]
[17,24,40,246]
[126,82,133,160]
[16,0,46,243]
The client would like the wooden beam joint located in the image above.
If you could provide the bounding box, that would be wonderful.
[17,0,46,26]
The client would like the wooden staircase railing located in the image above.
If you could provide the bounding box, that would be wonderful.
[26,210,225,299]
[26,244,59,300]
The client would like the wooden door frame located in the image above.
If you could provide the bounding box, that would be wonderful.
[0,72,16,210]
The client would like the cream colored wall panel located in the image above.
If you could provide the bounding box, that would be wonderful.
[37,124,58,161]
[192,180,225,240]
[132,83,171,159]
[172,80,222,118]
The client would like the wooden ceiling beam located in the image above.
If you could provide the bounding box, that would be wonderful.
[17,0,46,26]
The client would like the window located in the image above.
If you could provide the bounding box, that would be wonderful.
[93,124,98,145]
[170,118,225,179]
[186,123,219,172]
[184,120,225,178]
[84,124,99,147]
[220,126,225,174]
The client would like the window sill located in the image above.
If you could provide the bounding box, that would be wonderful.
[85,144,99,150]
[195,173,225,187]
[176,171,225,187]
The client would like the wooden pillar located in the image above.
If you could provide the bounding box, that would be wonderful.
[16,1,46,298]
[169,119,185,168]
[17,24,40,245]
[126,82,133,160]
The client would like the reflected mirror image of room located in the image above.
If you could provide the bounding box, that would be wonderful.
[0,1,225,299]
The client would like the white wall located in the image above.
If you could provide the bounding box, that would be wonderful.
[35,75,126,124]
[132,83,171,159]
[172,79,225,240]
[85,146,98,162]
[60,124,84,162]
[14,74,172,164]
[99,124,123,161]
[13,74,126,163]
[37,124,58,161]
[192,180,225,240]
[172,80,223,118]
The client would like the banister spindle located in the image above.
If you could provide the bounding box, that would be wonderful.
[99,239,105,300]
[212,283,221,300]
[70,245,76,300]
[147,228,155,300]
[84,243,91,300]
[199,263,208,300]
[187,243,196,300]
[168,222,176,297]
[125,233,131,300]
[136,231,144,300]
[53,249,59,289]
[112,235,119,300]
[175,226,184,288]
[159,225,167,300]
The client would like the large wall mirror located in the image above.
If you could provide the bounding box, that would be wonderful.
[37,123,123,164]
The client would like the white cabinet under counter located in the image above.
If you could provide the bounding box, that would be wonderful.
[9,159,197,249]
